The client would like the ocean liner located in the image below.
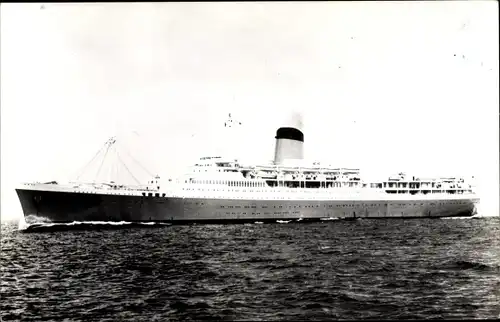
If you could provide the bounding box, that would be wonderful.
[16,113,479,225]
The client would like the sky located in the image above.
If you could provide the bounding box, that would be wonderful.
[1,2,498,221]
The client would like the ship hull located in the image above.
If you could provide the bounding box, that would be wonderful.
[16,188,478,225]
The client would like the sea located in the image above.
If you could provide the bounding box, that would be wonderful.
[1,217,499,321]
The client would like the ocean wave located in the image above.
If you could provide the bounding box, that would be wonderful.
[2,217,499,321]
[436,260,500,272]
[452,260,500,272]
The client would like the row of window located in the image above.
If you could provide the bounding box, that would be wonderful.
[188,181,363,187]
[185,202,205,206]
[187,180,466,187]
[218,212,285,216]
[137,193,467,208]
[139,192,165,197]
[214,203,465,209]
[214,209,454,216]
[218,202,466,208]
[181,187,471,193]
[190,180,266,187]
[113,201,467,211]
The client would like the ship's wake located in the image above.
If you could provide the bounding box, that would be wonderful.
[440,216,475,220]
[320,217,340,221]
[18,219,172,233]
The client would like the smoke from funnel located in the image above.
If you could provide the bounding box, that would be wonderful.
[288,111,304,131]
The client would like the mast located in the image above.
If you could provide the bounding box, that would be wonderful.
[72,135,156,185]
[221,112,243,160]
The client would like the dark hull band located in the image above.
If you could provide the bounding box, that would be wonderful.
[17,189,477,225]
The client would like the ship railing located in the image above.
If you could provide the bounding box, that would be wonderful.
[176,187,477,201]
[175,180,476,193]
[63,182,160,192]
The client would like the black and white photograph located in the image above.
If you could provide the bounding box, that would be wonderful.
[1,1,499,320]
